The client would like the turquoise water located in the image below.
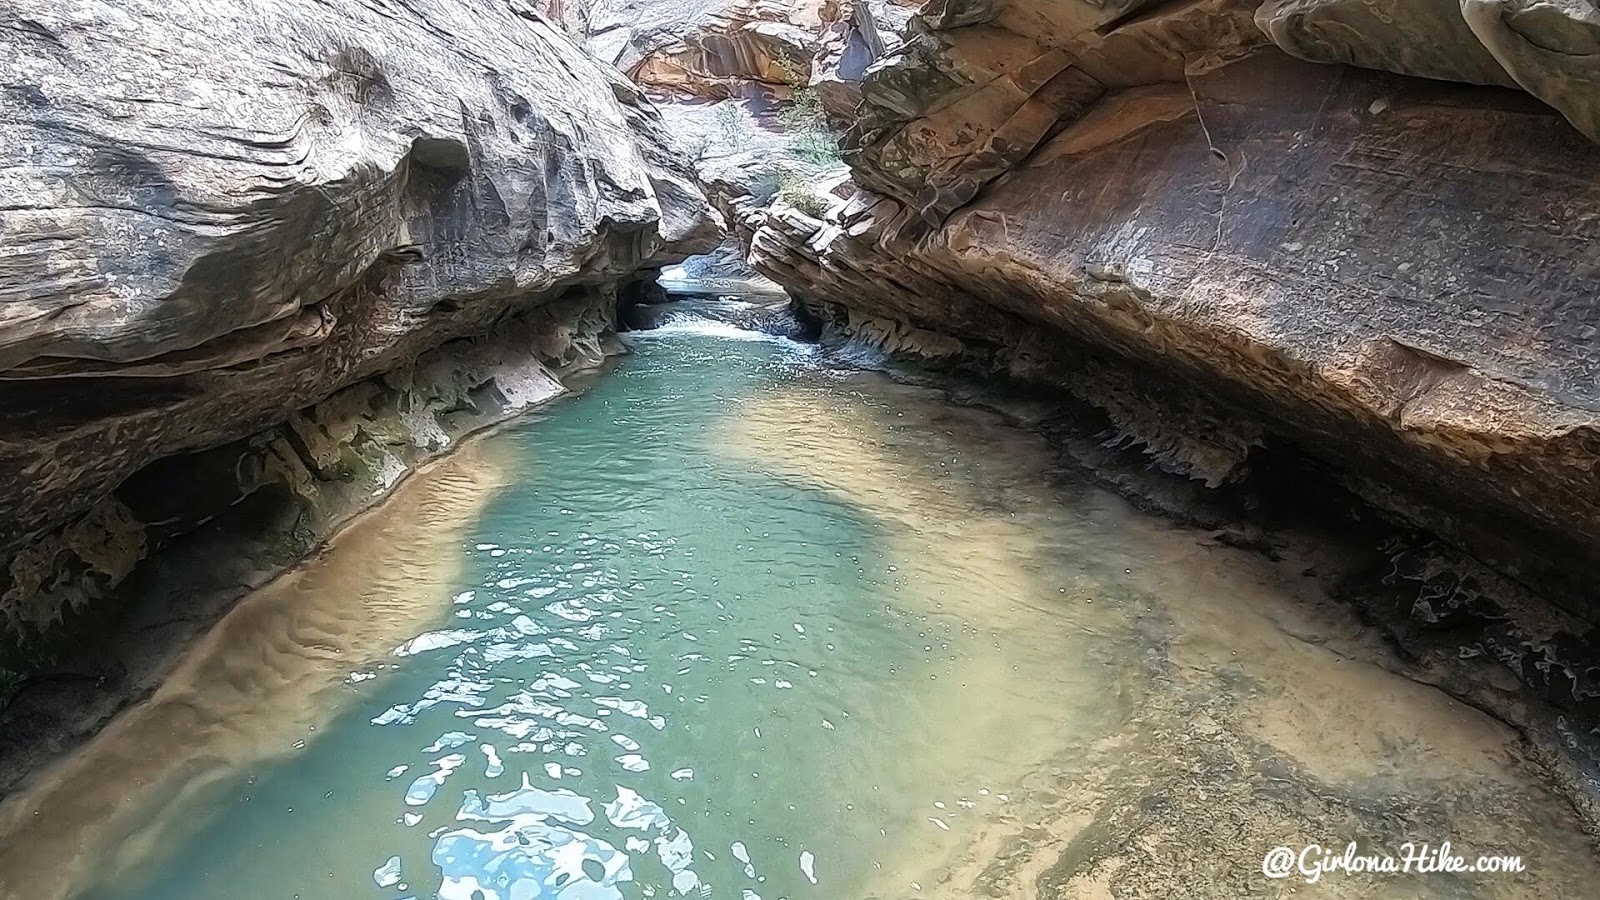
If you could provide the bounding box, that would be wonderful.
[14,315,1600,900]
[71,323,1128,900]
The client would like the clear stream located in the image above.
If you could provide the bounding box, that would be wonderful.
[3,313,1597,899]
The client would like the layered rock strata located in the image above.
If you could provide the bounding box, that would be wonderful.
[534,0,921,103]
[0,2,715,653]
[734,0,1600,617]
[0,287,629,796]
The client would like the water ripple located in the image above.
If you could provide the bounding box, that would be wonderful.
[17,321,1600,900]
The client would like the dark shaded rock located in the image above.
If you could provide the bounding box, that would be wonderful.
[0,0,719,632]
[0,289,623,801]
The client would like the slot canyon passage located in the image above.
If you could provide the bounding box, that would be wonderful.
[3,1,1600,899]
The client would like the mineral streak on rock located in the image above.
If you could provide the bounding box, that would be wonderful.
[0,0,718,632]
[730,0,1600,612]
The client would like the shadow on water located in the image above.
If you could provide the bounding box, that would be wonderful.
[0,311,1596,900]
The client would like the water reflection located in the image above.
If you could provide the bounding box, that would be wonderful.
[429,775,634,899]
[0,316,1595,900]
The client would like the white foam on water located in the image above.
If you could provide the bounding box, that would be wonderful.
[622,317,815,353]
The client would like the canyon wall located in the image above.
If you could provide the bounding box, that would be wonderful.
[524,0,921,291]
[535,0,914,101]
[731,0,1600,620]
[0,1,716,685]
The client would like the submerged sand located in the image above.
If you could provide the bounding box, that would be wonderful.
[724,373,1600,899]
[3,353,1595,900]
[0,443,509,900]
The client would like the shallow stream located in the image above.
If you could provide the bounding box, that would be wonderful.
[1,312,1594,899]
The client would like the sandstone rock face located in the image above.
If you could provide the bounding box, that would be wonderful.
[0,288,621,791]
[534,0,839,97]
[522,0,897,294]
[634,11,822,96]
[1258,0,1600,140]
[740,0,1600,612]
[1256,0,1520,87]
[0,0,717,632]
[1462,0,1600,141]
[532,0,919,103]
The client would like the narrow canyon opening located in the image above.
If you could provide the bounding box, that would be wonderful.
[2,2,1598,899]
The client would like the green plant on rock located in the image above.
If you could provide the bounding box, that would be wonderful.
[776,167,831,218]
[714,101,750,153]
[775,86,839,167]
[771,47,810,89]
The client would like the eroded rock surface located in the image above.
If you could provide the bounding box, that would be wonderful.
[0,287,620,797]
[1260,0,1600,141]
[736,0,1600,616]
[533,0,902,97]
[524,0,907,294]
[0,0,717,634]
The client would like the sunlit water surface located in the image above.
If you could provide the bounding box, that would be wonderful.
[5,315,1597,900]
